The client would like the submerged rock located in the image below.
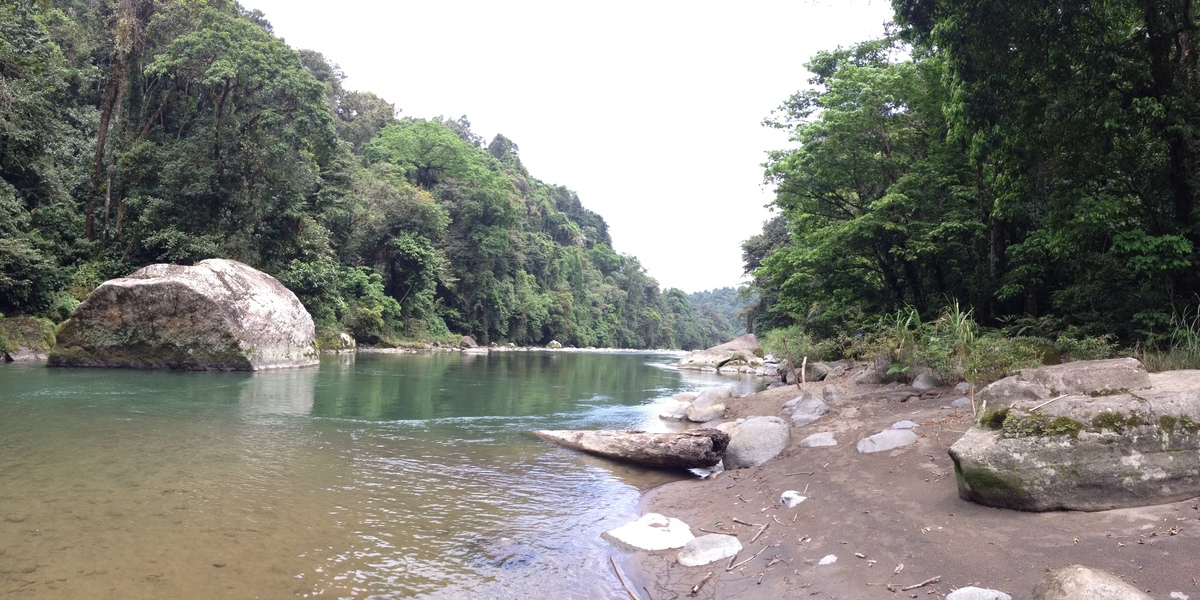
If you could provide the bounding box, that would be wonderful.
[49,259,317,371]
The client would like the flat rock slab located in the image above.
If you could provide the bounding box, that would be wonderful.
[856,429,918,453]
[49,259,317,370]
[677,534,742,567]
[798,432,838,447]
[978,358,1151,410]
[529,429,729,470]
[892,420,919,429]
[602,513,693,552]
[1032,565,1153,600]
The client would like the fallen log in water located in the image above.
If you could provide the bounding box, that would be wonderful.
[528,429,729,470]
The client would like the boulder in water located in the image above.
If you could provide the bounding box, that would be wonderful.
[49,259,318,371]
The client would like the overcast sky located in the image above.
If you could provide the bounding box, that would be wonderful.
[241,0,895,292]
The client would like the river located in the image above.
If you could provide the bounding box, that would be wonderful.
[0,351,762,599]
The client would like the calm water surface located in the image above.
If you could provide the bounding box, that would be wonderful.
[0,351,761,599]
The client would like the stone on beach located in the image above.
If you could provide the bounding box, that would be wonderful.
[602,513,694,551]
[781,392,830,427]
[1032,565,1153,600]
[856,429,918,453]
[946,587,1012,600]
[686,386,739,422]
[798,432,838,447]
[717,416,790,469]
[677,534,742,567]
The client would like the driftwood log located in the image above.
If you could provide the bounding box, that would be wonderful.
[529,429,730,470]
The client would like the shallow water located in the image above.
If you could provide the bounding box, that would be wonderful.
[0,351,761,598]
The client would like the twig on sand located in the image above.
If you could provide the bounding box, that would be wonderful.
[750,522,770,543]
[727,546,770,570]
[1030,395,1067,412]
[610,557,641,600]
[688,571,713,596]
[698,527,738,535]
[786,471,814,476]
[901,575,941,591]
[732,518,758,526]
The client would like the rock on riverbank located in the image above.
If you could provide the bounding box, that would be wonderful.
[620,362,1200,599]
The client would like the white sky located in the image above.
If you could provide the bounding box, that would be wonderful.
[241,0,895,292]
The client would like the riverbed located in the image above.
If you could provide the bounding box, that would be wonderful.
[0,351,761,599]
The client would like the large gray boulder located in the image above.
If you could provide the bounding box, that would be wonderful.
[1032,565,1153,600]
[49,259,318,371]
[951,364,1200,511]
[976,357,1151,411]
[686,386,738,422]
[717,416,790,469]
[676,334,764,371]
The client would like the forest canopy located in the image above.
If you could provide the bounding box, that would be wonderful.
[743,0,1200,360]
[0,0,733,350]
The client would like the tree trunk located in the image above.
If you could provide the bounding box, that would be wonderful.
[528,429,729,470]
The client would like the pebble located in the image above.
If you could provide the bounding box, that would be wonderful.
[818,554,837,565]
[950,397,971,408]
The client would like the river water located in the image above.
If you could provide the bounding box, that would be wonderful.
[0,351,761,599]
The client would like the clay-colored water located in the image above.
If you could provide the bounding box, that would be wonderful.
[0,352,761,598]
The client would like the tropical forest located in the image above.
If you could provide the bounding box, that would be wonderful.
[4,0,1200,371]
[0,0,738,351]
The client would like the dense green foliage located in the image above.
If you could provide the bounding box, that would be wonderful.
[686,287,749,337]
[746,1,1200,361]
[0,0,727,349]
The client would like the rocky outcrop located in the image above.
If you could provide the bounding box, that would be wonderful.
[951,362,1200,511]
[528,429,730,470]
[49,259,318,371]
[0,315,56,362]
[675,334,764,371]
[1032,565,1153,600]
[976,357,1151,411]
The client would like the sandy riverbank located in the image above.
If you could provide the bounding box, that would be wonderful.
[615,380,1200,599]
